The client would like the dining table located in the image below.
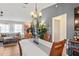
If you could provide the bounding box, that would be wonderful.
[19,39,48,56]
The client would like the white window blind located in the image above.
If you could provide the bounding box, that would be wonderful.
[14,24,23,34]
[0,23,10,33]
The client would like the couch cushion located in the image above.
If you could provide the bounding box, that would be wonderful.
[3,37,17,44]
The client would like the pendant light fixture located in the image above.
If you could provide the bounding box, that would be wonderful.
[31,3,42,19]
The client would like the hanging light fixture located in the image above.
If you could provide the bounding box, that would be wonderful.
[31,3,42,19]
[31,3,42,44]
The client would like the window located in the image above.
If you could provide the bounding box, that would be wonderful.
[0,23,10,33]
[5,24,10,33]
[14,24,23,34]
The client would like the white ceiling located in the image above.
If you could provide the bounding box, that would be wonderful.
[0,3,55,22]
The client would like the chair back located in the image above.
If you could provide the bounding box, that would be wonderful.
[50,40,66,56]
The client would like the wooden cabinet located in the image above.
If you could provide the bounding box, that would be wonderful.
[69,40,79,56]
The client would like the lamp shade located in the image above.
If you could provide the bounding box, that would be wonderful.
[39,12,42,17]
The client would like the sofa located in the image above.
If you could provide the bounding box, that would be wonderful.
[0,33,21,47]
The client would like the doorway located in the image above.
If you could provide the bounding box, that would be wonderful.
[52,13,67,42]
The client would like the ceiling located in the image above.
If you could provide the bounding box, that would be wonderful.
[0,3,55,22]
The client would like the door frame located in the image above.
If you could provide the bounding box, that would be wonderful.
[52,13,67,42]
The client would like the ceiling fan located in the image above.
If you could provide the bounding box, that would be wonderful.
[0,11,3,16]
[24,3,28,5]
[22,3,28,8]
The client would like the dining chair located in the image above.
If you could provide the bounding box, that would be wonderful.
[50,40,66,56]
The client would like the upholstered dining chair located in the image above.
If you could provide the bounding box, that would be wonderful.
[50,40,66,56]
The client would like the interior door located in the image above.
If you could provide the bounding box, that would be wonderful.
[53,19,60,42]
[52,13,67,42]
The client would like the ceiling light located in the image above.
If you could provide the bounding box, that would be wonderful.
[31,4,42,19]
[55,4,58,8]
